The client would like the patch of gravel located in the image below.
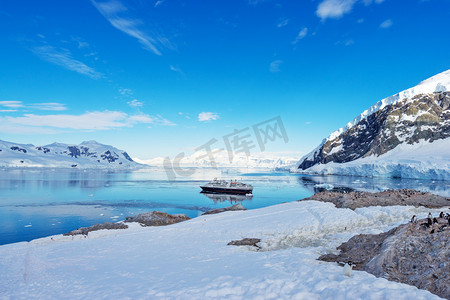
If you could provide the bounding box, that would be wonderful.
[302,189,450,210]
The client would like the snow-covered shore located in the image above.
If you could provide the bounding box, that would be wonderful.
[0,200,447,299]
[293,138,450,181]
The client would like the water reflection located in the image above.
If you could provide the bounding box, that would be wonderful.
[200,192,253,204]
[0,168,449,245]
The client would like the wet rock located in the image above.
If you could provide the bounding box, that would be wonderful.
[228,238,261,248]
[202,203,247,215]
[63,222,128,236]
[318,217,450,299]
[124,211,190,226]
[303,189,450,209]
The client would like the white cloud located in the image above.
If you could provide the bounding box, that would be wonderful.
[380,19,393,29]
[292,27,308,44]
[0,101,67,111]
[29,103,67,111]
[277,18,289,28]
[0,111,175,134]
[154,0,165,7]
[170,65,185,76]
[270,60,283,72]
[119,88,133,95]
[127,99,143,107]
[0,101,24,108]
[316,0,358,20]
[363,0,384,4]
[317,0,384,20]
[198,112,219,122]
[32,46,102,79]
[91,0,166,55]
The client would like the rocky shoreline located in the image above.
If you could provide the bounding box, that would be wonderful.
[302,188,450,209]
[319,214,450,299]
[309,189,450,299]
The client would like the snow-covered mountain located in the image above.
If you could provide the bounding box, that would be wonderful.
[135,150,299,170]
[0,139,142,169]
[293,69,450,180]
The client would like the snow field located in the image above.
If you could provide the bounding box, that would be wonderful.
[0,200,447,299]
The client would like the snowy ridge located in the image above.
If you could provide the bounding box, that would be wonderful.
[300,138,450,180]
[0,201,445,299]
[0,139,142,169]
[293,69,450,177]
[327,69,450,142]
[136,150,300,170]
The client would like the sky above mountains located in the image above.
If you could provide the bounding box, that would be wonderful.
[0,0,449,159]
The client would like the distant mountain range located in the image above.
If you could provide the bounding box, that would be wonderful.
[0,140,142,169]
[135,150,299,170]
[292,69,450,180]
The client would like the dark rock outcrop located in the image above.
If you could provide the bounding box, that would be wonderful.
[318,217,450,299]
[202,203,247,215]
[228,238,261,248]
[302,189,450,210]
[63,222,128,236]
[125,211,190,226]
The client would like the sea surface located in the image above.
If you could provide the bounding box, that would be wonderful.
[0,167,449,245]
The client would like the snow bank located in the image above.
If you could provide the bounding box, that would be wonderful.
[295,138,450,180]
[0,201,446,299]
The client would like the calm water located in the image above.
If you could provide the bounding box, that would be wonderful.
[0,167,449,245]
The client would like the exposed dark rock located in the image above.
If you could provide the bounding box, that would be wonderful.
[228,238,261,248]
[302,189,450,209]
[318,218,450,299]
[67,146,80,158]
[35,146,50,153]
[101,150,119,163]
[124,211,190,226]
[10,146,27,153]
[297,91,450,171]
[202,203,247,215]
[122,151,134,162]
[63,222,128,236]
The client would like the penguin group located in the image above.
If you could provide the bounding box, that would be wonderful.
[418,211,449,233]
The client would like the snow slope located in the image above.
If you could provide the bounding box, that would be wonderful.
[0,201,446,299]
[0,139,142,169]
[299,138,450,180]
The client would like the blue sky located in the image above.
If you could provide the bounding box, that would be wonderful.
[0,0,449,159]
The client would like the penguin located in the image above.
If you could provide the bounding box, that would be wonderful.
[410,215,417,223]
[343,261,353,277]
[433,217,438,224]
[439,212,444,219]
[427,217,433,226]
[421,222,430,228]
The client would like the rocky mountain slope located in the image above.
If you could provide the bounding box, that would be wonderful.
[0,139,142,169]
[293,69,450,180]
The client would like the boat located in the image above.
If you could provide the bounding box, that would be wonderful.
[200,178,253,195]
